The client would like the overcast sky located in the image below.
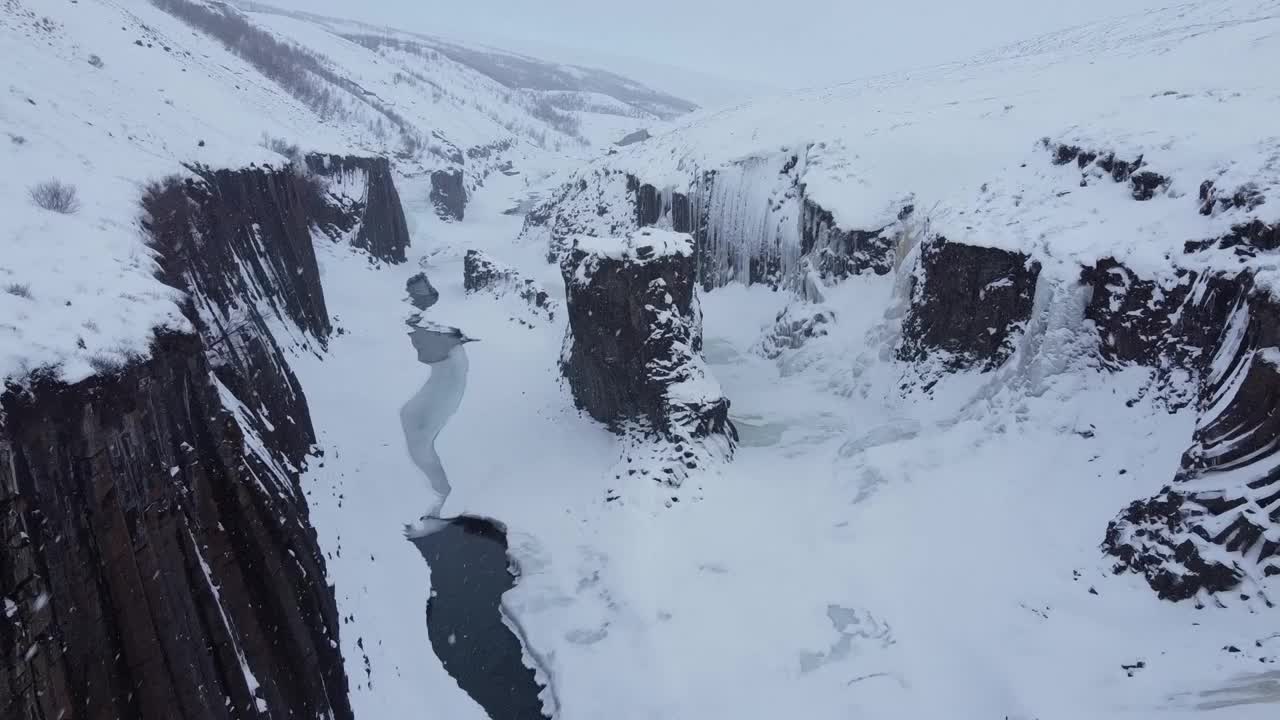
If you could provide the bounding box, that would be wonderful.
[259,0,1173,106]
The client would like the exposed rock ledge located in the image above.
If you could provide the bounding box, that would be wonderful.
[559,228,736,485]
[464,249,557,323]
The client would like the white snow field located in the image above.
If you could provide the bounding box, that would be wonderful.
[6,0,1280,718]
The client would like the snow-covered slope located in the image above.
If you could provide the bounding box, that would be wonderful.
[236,0,697,146]
[0,0,344,383]
[0,0,686,385]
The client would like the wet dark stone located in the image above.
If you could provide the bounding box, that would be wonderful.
[897,237,1040,370]
[407,272,440,310]
[409,517,550,720]
[431,168,467,221]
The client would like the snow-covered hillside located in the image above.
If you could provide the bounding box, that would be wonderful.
[237,0,696,146]
[0,0,690,386]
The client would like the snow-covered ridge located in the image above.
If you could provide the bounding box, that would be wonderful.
[544,0,1280,288]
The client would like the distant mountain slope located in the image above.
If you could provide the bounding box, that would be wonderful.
[236,1,697,121]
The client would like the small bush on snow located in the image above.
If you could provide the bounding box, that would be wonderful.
[88,54,104,68]
[261,134,302,163]
[4,283,32,299]
[29,180,81,214]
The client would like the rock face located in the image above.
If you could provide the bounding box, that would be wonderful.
[406,272,440,310]
[800,198,899,281]
[430,168,467,221]
[1101,265,1280,601]
[0,332,350,720]
[560,228,736,480]
[144,166,329,465]
[304,153,411,264]
[0,162,359,719]
[897,237,1041,370]
[464,249,556,322]
[1081,258,1197,370]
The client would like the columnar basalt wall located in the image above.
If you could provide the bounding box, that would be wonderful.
[0,160,387,719]
[559,229,736,483]
[304,153,411,264]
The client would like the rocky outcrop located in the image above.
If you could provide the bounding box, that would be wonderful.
[1046,141,1170,201]
[1102,266,1280,603]
[800,198,899,281]
[0,162,357,719]
[0,331,350,720]
[757,303,836,359]
[560,228,735,483]
[430,168,466,221]
[615,128,651,146]
[1081,259,1198,370]
[463,250,556,323]
[303,153,411,264]
[897,237,1041,370]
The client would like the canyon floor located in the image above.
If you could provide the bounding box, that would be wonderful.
[294,165,1279,720]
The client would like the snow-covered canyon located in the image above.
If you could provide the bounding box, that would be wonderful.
[4,0,1280,718]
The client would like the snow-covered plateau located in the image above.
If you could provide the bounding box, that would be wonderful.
[3,0,1280,719]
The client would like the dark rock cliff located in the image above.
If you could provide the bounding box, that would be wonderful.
[897,237,1041,370]
[0,332,349,720]
[430,168,467,222]
[1100,264,1280,602]
[1081,258,1197,370]
[0,161,371,718]
[304,154,411,264]
[144,165,329,467]
[560,229,736,484]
